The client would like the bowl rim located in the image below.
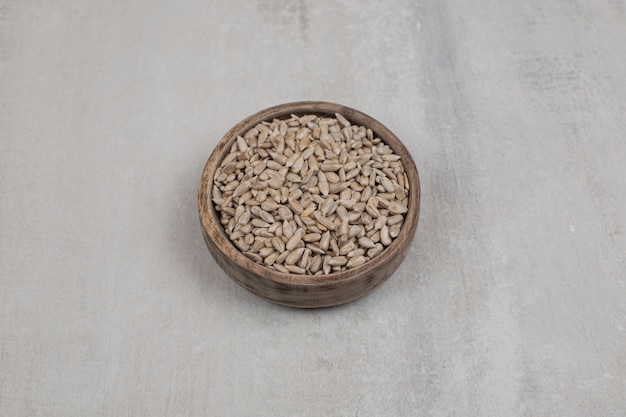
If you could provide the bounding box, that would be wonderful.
[198,101,420,287]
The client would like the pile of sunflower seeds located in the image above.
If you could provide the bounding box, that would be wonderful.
[211,113,409,275]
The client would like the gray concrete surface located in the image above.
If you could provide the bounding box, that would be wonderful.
[2,0,626,415]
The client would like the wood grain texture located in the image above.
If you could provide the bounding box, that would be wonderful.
[198,102,420,307]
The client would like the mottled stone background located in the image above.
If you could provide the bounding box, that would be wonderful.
[1,0,625,415]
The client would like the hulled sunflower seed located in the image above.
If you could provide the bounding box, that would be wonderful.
[367,243,384,258]
[388,201,408,215]
[309,255,322,273]
[285,228,305,250]
[320,162,342,172]
[244,252,263,263]
[319,231,331,251]
[380,176,395,193]
[380,225,392,246]
[322,255,332,274]
[358,236,376,248]
[347,256,367,268]
[329,256,348,266]
[285,247,306,265]
[272,236,285,253]
[347,248,365,258]
[303,233,321,242]
[285,265,306,274]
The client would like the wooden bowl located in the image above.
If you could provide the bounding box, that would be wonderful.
[198,102,420,308]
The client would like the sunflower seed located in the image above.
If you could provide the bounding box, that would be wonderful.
[358,236,376,248]
[325,171,340,183]
[243,252,263,262]
[329,237,340,255]
[374,215,387,230]
[335,113,351,127]
[233,181,250,198]
[272,236,285,253]
[307,243,325,254]
[222,162,237,175]
[347,248,365,258]
[339,241,355,255]
[288,198,303,215]
[275,250,290,264]
[237,210,251,225]
[322,255,332,274]
[285,265,306,274]
[236,135,248,152]
[394,184,407,200]
[277,206,293,221]
[309,255,322,273]
[348,225,361,238]
[336,205,349,220]
[285,152,300,167]
[298,192,311,207]
[320,198,333,216]
[259,246,275,257]
[314,212,335,230]
[320,162,342,172]
[347,256,367,268]
[388,201,408,214]
[299,249,310,269]
[282,220,296,237]
[329,256,348,266]
[380,225,392,246]
[267,177,284,189]
[319,231,331,250]
[286,228,305,250]
[251,219,270,228]
[301,205,315,217]
[365,202,380,218]
[367,243,384,258]
[386,214,403,225]
[339,219,349,237]
[303,233,321,242]
[380,176,395,193]
[261,200,279,212]
[285,247,305,265]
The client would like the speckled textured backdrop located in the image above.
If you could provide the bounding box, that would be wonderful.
[1,0,625,415]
